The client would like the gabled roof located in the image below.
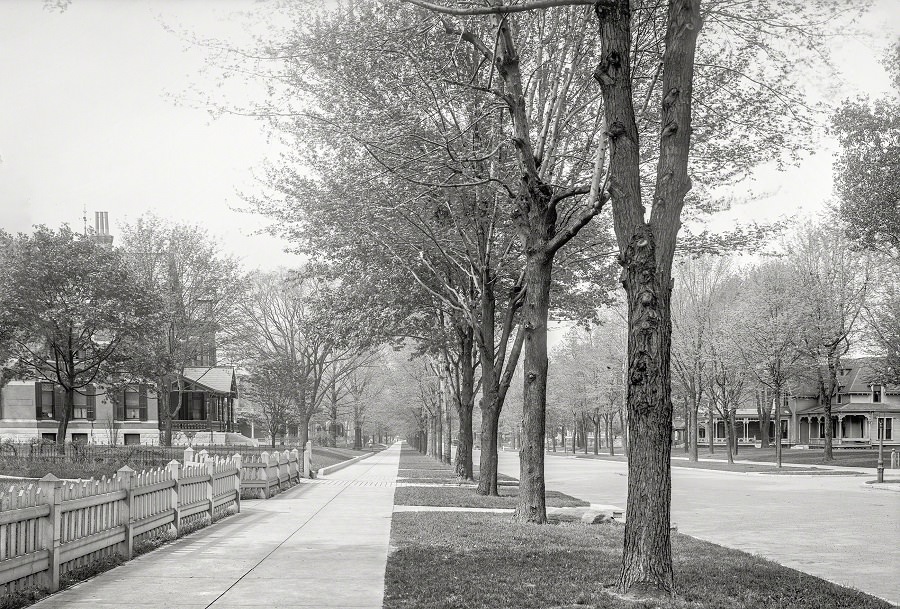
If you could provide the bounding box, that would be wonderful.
[182,367,236,395]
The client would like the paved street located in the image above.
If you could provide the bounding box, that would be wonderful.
[33,444,401,609]
[496,451,900,605]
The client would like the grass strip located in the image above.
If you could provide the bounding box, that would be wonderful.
[394,485,588,509]
[384,511,891,609]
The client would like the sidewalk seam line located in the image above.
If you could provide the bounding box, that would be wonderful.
[204,450,396,609]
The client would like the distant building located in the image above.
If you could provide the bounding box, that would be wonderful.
[0,212,243,445]
[704,359,899,448]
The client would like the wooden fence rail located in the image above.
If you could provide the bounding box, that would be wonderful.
[0,442,311,595]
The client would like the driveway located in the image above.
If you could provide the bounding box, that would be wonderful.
[494,450,900,605]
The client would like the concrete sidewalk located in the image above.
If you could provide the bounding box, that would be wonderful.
[33,443,401,609]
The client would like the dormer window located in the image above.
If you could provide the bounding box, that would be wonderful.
[836,394,843,404]
[872,385,882,403]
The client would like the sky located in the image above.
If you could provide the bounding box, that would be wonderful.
[0,0,898,271]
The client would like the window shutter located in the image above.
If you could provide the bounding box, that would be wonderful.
[35,383,42,420]
[139,386,148,421]
[116,390,126,421]
[87,385,96,420]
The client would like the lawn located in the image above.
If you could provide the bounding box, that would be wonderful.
[386,446,892,609]
[571,447,886,473]
[394,485,588,509]
[384,511,891,609]
[310,446,375,471]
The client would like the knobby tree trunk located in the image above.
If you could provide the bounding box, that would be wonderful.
[478,401,501,495]
[724,410,735,464]
[619,230,676,594]
[757,390,771,449]
[517,250,553,524]
[596,0,701,593]
[56,387,75,447]
[689,402,699,462]
[730,410,739,457]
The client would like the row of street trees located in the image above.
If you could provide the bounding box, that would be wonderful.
[671,221,884,465]
[215,0,865,593]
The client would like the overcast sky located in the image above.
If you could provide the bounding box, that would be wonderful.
[1,0,898,271]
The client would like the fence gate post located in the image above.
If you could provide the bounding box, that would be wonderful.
[117,465,135,560]
[260,452,270,498]
[232,454,242,514]
[304,441,312,478]
[183,446,195,464]
[38,474,62,592]
[167,459,181,536]
[290,449,300,483]
[206,459,216,520]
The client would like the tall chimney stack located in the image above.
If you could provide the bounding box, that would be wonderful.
[93,211,114,246]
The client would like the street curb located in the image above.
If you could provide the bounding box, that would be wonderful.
[860,481,900,493]
[316,451,376,476]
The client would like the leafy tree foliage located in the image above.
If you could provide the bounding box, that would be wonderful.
[0,225,160,444]
[118,213,244,446]
[833,42,900,258]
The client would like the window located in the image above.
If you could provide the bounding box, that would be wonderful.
[836,394,843,404]
[41,433,56,443]
[877,417,893,441]
[71,433,88,443]
[124,389,141,420]
[39,383,55,419]
[873,385,882,403]
[124,433,141,446]
[73,390,88,419]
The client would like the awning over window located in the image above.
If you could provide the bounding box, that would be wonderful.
[181,367,236,395]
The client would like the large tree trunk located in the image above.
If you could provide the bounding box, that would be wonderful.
[707,409,715,454]
[455,333,475,480]
[689,402,699,462]
[730,410,739,457]
[756,390,771,448]
[298,414,310,452]
[619,233,676,593]
[354,424,363,450]
[56,387,74,447]
[724,409,735,464]
[774,389,783,468]
[477,401,501,495]
[516,250,553,524]
[594,420,600,454]
[561,424,567,453]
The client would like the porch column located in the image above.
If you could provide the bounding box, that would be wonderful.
[743,419,749,442]
[864,414,872,440]
[837,415,844,442]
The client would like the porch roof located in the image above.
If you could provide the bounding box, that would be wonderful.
[800,401,900,415]
[182,366,236,395]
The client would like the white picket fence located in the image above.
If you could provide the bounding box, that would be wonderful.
[239,447,307,498]
[0,442,311,596]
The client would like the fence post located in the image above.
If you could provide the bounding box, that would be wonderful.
[206,459,215,520]
[183,446,195,464]
[198,449,209,463]
[167,459,181,536]
[38,474,62,593]
[117,465,135,560]
[232,454,242,513]
[290,449,300,483]
[304,441,312,478]
[260,452,270,498]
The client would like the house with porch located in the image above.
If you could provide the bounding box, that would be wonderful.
[705,359,899,448]
[0,366,241,446]
[165,366,240,444]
